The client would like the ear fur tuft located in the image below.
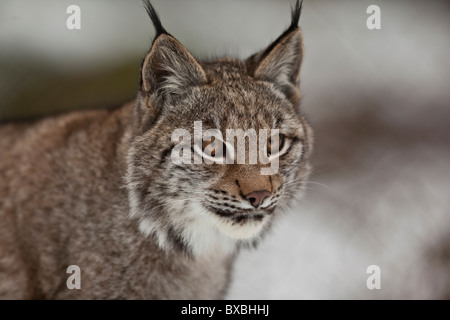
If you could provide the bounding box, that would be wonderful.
[248,0,304,101]
[140,1,206,97]
[290,0,303,32]
[143,0,169,40]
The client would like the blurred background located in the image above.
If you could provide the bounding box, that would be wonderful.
[1,0,449,299]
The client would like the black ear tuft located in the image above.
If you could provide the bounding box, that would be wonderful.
[289,0,303,32]
[143,0,169,39]
[247,0,304,103]
[256,0,303,62]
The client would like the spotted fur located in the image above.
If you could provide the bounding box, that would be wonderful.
[0,0,312,299]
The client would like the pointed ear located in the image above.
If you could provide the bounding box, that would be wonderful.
[140,34,207,97]
[140,0,206,97]
[248,0,303,101]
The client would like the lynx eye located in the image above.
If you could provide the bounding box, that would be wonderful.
[195,137,232,164]
[202,138,224,158]
[267,133,288,159]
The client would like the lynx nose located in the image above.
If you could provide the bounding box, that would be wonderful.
[246,190,271,208]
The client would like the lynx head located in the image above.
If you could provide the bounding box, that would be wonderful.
[126,0,313,256]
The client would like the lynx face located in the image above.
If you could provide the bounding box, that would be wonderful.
[126,0,312,256]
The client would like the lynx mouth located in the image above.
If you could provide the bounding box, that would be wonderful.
[213,209,265,223]
[201,205,275,239]
[193,201,276,240]
[207,205,275,218]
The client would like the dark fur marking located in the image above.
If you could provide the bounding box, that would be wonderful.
[220,203,240,210]
[167,226,189,254]
[211,209,234,218]
[235,180,248,200]
[259,0,302,61]
[143,0,169,39]
[158,146,173,168]
[231,214,264,225]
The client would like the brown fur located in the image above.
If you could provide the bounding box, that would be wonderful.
[0,1,312,299]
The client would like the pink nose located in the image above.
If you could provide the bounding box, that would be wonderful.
[245,190,271,208]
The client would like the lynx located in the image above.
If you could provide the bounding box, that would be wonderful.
[0,0,312,299]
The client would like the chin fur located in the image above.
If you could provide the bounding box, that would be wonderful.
[132,197,274,257]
